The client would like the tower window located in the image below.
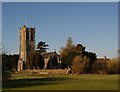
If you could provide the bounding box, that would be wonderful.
[26,31,29,40]
[31,31,34,41]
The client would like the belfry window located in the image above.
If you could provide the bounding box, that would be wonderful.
[31,31,34,41]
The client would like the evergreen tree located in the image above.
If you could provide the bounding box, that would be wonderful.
[37,41,49,53]
[60,37,76,68]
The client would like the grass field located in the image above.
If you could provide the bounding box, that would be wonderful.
[2,73,118,90]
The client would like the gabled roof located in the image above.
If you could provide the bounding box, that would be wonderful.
[41,52,54,59]
[41,51,59,59]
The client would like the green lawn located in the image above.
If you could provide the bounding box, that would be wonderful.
[2,74,118,90]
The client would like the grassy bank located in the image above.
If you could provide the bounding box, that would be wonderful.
[2,73,118,90]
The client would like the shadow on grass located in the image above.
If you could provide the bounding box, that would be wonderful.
[2,77,71,89]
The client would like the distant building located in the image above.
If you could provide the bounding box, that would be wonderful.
[18,25,35,71]
[97,56,112,64]
[96,56,112,74]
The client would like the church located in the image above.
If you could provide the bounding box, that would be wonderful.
[17,25,60,71]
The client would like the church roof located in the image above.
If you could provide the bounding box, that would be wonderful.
[42,52,53,59]
[42,51,59,59]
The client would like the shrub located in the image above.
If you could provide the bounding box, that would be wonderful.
[71,55,90,74]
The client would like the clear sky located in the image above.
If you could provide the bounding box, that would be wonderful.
[2,2,118,58]
[1,0,120,2]
[0,2,1,46]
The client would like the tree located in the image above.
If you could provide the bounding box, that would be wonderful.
[2,54,12,81]
[2,54,19,71]
[60,37,76,68]
[87,52,97,73]
[34,51,44,69]
[108,57,120,74]
[107,59,116,74]
[71,53,90,74]
[71,53,98,74]
[75,44,85,55]
[71,43,97,74]
[2,54,12,71]
[26,51,44,69]
[37,41,49,53]
[10,54,19,71]
[1,46,19,81]
[71,55,82,74]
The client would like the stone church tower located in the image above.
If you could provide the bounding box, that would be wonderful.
[18,25,35,71]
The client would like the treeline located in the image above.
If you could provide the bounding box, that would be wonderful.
[2,54,19,71]
[60,37,120,74]
[2,37,120,75]
[2,54,19,81]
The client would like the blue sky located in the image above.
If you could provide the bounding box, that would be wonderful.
[0,2,1,44]
[1,0,120,2]
[2,2,118,58]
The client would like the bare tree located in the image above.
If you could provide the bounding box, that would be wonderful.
[0,44,8,55]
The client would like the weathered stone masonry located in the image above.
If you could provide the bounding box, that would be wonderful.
[18,25,35,71]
